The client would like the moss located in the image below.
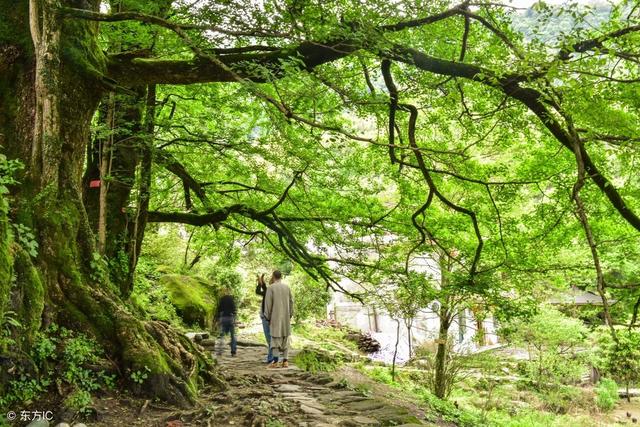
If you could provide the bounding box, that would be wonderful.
[160,275,220,329]
[13,247,45,346]
[0,1,32,54]
[0,202,12,322]
[60,10,107,84]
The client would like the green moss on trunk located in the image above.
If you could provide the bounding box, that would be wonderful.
[34,192,223,406]
[1,0,225,406]
[12,247,44,346]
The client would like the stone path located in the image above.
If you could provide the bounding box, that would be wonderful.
[203,343,429,427]
[89,340,434,427]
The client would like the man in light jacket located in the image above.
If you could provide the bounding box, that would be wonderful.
[263,270,294,368]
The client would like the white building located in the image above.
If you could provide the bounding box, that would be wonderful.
[326,254,499,364]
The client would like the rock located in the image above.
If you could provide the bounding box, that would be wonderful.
[344,400,385,411]
[311,375,333,385]
[160,275,219,328]
[353,415,380,426]
[339,416,379,426]
[26,421,49,427]
[54,424,70,427]
[328,381,348,389]
[335,396,368,404]
[300,404,324,416]
[277,384,302,392]
[72,424,87,427]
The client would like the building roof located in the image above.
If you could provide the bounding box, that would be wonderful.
[548,286,616,306]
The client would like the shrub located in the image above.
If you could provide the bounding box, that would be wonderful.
[289,270,330,323]
[0,324,114,412]
[595,378,618,411]
[64,388,93,414]
[367,366,394,384]
[593,329,640,402]
[501,307,589,389]
[294,347,343,372]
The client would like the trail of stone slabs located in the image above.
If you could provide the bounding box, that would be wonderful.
[206,342,428,427]
[90,339,431,426]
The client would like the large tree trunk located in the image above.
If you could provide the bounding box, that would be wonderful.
[81,0,170,298]
[82,87,147,296]
[0,0,221,406]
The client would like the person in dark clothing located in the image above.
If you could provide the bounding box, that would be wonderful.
[215,288,237,356]
[255,273,273,363]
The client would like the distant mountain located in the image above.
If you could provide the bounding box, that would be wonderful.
[511,1,615,43]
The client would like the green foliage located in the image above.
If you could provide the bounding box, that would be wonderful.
[11,223,38,258]
[293,347,342,373]
[5,0,640,421]
[357,365,480,426]
[0,324,115,412]
[63,389,93,415]
[412,339,469,399]
[130,366,151,385]
[366,366,394,385]
[265,419,285,427]
[0,152,21,214]
[0,310,20,351]
[159,274,219,329]
[538,385,592,415]
[502,307,589,388]
[595,378,618,412]
[130,257,183,325]
[289,270,329,323]
[293,323,359,353]
[486,408,596,427]
[594,328,640,396]
[414,386,481,427]
[89,252,109,284]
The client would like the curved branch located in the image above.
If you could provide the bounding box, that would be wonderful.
[386,44,640,233]
[382,61,484,276]
[259,169,306,216]
[155,150,211,209]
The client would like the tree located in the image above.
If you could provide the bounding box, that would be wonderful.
[2,0,639,405]
[502,307,589,389]
[595,329,640,402]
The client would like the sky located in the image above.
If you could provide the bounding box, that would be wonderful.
[510,0,612,6]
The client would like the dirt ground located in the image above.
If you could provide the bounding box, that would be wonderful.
[32,341,443,427]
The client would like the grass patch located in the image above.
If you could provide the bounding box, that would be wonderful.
[294,347,344,373]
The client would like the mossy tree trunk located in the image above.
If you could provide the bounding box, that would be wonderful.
[82,87,148,297]
[0,0,221,406]
[81,0,171,298]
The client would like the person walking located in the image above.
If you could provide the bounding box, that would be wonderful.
[255,273,274,363]
[263,270,294,368]
[215,287,237,357]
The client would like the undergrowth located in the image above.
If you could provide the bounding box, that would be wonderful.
[0,324,115,416]
[294,347,343,373]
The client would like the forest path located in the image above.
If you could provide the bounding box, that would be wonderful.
[200,342,428,426]
[91,341,434,427]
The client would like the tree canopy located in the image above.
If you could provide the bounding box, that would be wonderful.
[1,0,639,407]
